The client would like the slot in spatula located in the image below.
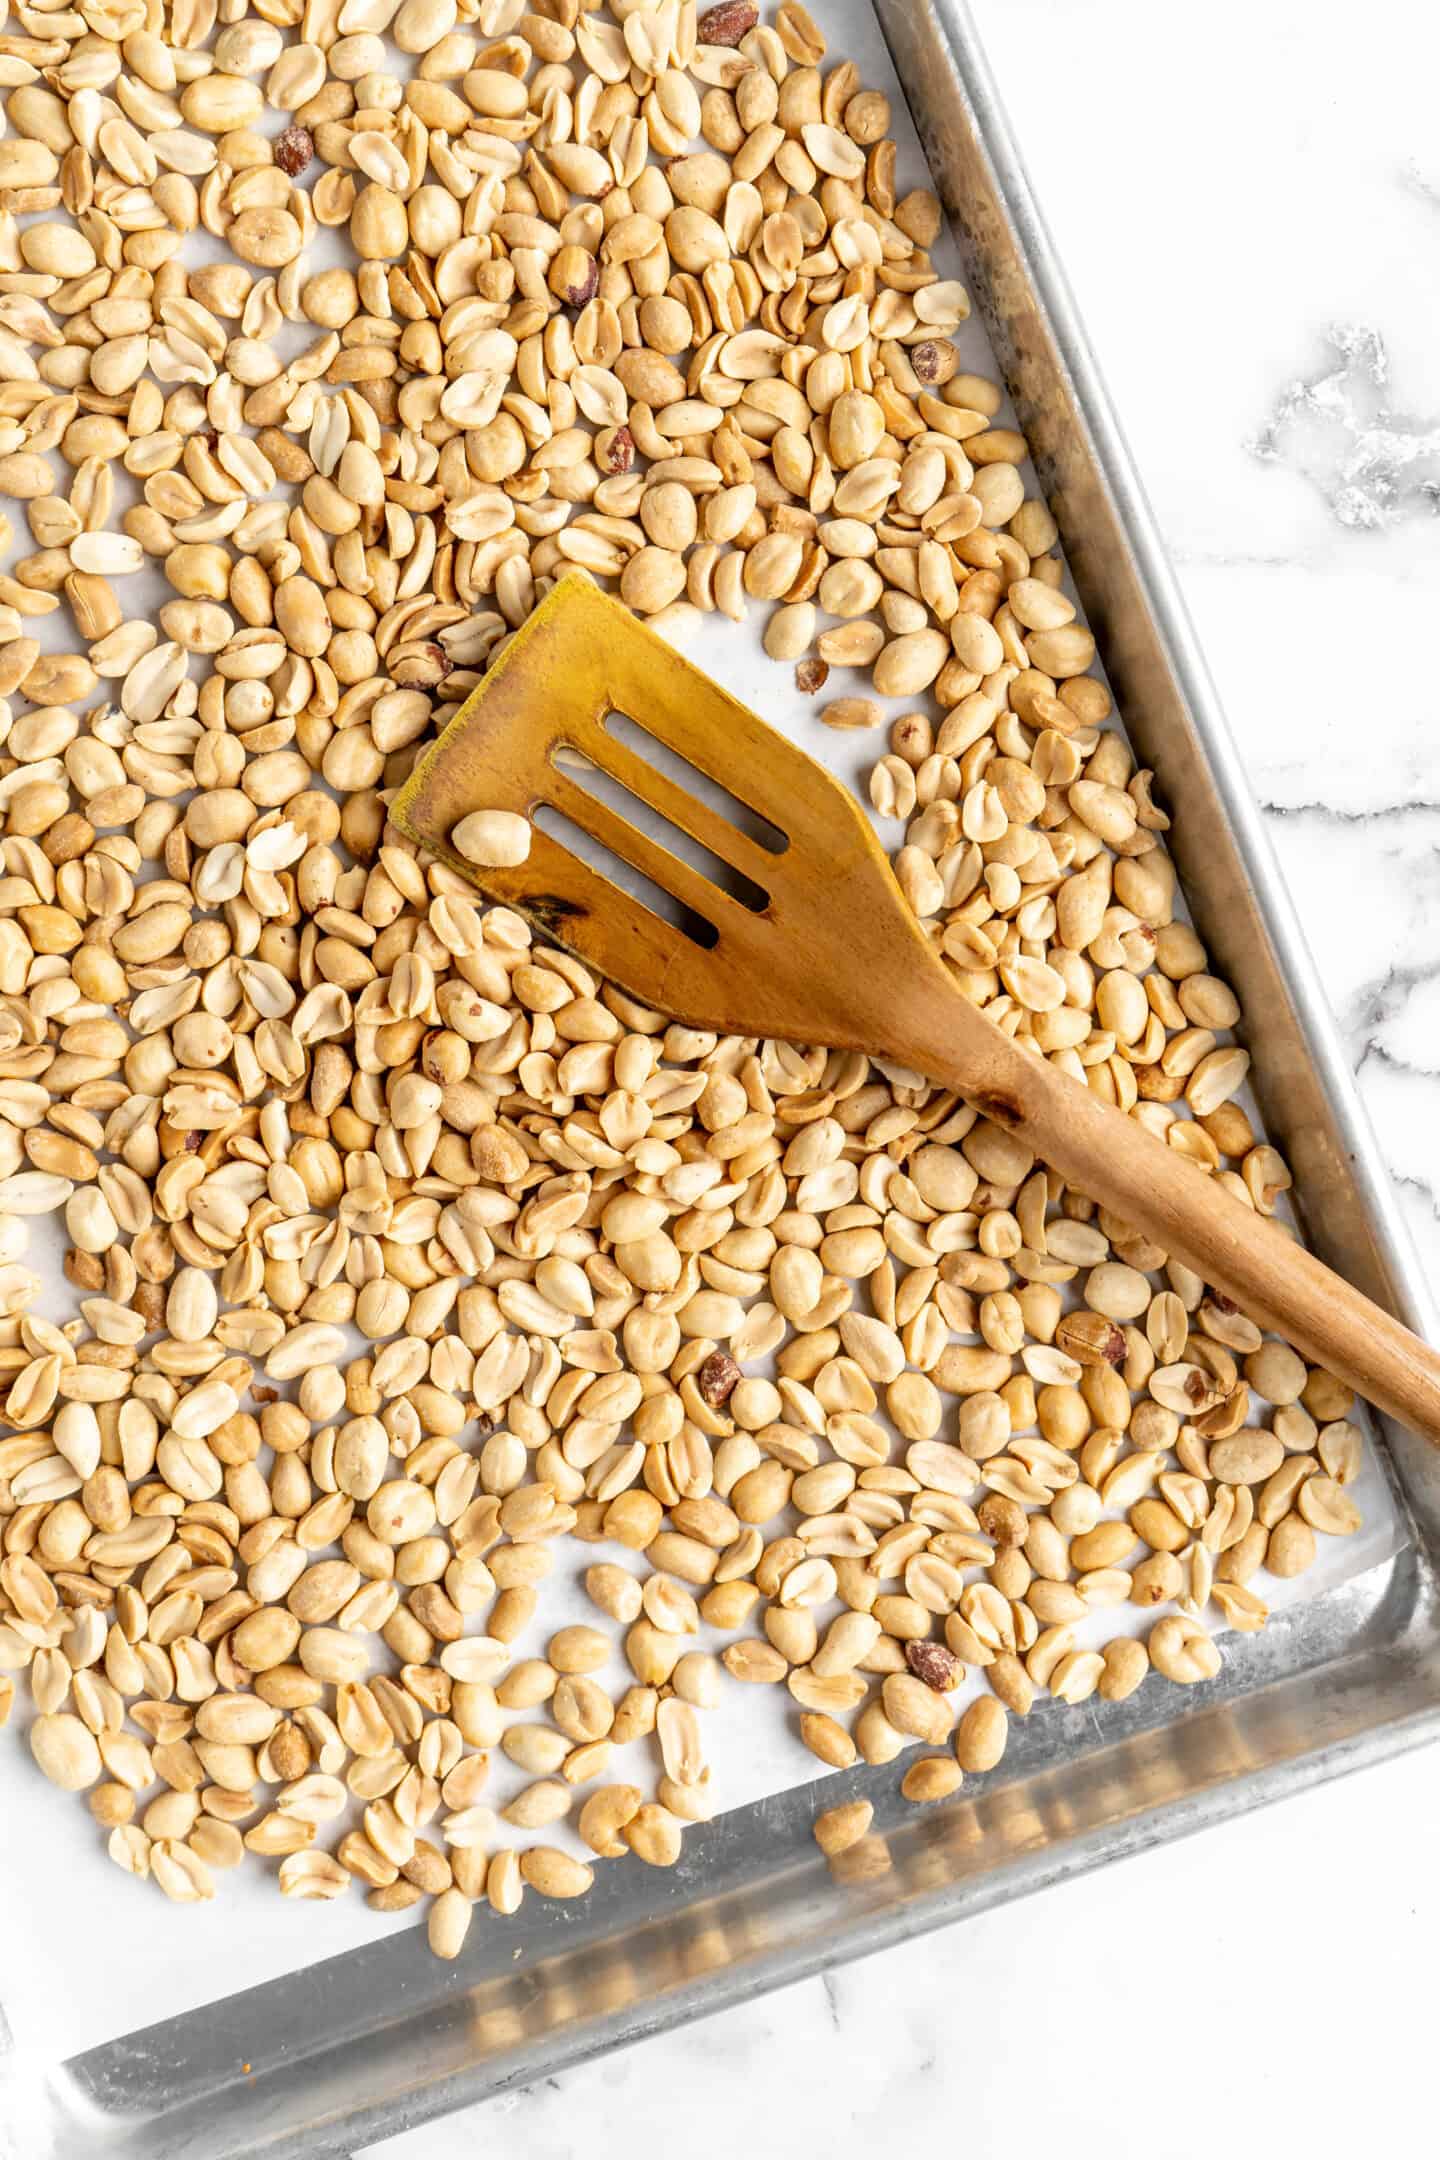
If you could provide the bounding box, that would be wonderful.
[394,575,1440,1446]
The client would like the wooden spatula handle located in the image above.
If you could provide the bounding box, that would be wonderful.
[909,991,1440,1447]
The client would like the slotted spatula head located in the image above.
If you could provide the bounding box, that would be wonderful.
[392,576,948,1058]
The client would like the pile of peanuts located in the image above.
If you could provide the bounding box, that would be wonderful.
[0,0,1366,1959]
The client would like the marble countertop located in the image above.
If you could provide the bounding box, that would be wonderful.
[357,3,1440,2153]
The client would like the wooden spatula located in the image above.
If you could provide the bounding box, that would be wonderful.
[394,575,1440,1447]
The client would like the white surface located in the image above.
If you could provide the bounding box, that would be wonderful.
[356,0,1440,2153]
[365,1754,1438,2160]
[1,0,1436,2148]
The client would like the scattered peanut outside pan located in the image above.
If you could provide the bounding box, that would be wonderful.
[0,0,1368,1964]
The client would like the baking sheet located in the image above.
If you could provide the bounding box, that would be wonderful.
[0,0,1409,2124]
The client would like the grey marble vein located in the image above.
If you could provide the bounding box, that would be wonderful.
[821,1971,842,2031]
[1261,799,1440,824]
[1250,325,1440,527]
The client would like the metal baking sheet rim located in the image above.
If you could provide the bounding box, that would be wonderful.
[11,3,1440,2154]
